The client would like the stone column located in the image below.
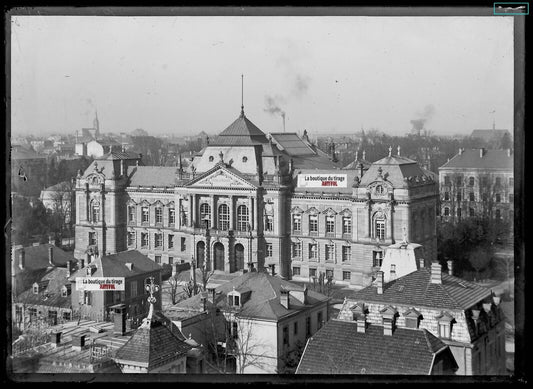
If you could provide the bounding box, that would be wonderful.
[254,194,259,232]
[177,197,182,228]
[188,194,193,227]
[229,195,235,230]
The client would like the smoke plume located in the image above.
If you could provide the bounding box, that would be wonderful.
[410,104,435,133]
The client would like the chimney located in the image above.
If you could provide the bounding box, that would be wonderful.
[66,260,72,275]
[80,258,85,269]
[113,305,127,335]
[507,148,512,157]
[72,334,86,351]
[125,263,134,271]
[120,159,125,177]
[459,148,463,155]
[357,315,366,334]
[376,271,384,294]
[48,235,55,246]
[48,246,54,267]
[419,258,425,269]
[19,249,25,270]
[200,291,207,312]
[493,295,501,306]
[482,302,492,313]
[207,287,216,304]
[358,162,364,179]
[51,332,62,348]
[431,262,442,284]
[280,289,290,309]
[446,260,453,276]
[383,319,393,336]
[479,148,485,158]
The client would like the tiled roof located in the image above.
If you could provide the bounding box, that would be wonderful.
[11,148,48,160]
[296,321,447,374]
[13,244,75,273]
[439,149,513,170]
[291,154,340,170]
[15,267,72,308]
[172,272,329,321]
[269,133,316,156]
[342,158,371,170]
[348,268,492,310]
[69,250,161,280]
[99,150,140,160]
[359,155,435,188]
[218,112,267,137]
[129,166,179,187]
[114,319,191,368]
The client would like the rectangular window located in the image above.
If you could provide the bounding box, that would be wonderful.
[292,242,302,258]
[469,192,475,202]
[141,233,149,248]
[15,306,22,323]
[306,317,312,338]
[155,255,161,265]
[376,220,385,240]
[168,234,174,249]
[457,208,462,219]
[283,326,289,346]
[456,176,462,186]
[293,214,301,232]
[128,206,135,223]
[495,177,501,186]
[309,215,318,234]
[266,243,273,257]
[48,310,58,325]
[294,321,298,335]
[309,243,318,260]
[168,257,174,265]
[373,251,383,267]
[457,192,462,202]
[142,207,149,223]
[181,237,186,251]
[130,280,138,298]
[342,217,352,234]
[84,291,92,305]
[326,215,335,234]
[439,323,450,339]
[342,271,351,281]
[155,208,163,224]
[444,176,450,185]
[444,192,450,201]
[292,266,301,276]
[265,215,273,232]
[169,208,175,225]
[325,244,334,261]
[325,269,334,280]
[469,207,475,217]
[89,231,97,246]
[342,246,351,262]
[28,308,37,321]
[62,311,71,321]
[309,268,317,278]
[154,233,163,248]
[231,322,238,339]
[127,232,135,247]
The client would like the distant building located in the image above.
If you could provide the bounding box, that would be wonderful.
[438,148,513,223]
[471,129,512,146]
[345,263,507,375]
[86,139,123,158]
[164,271,329,374]
[68,250,162,327]
[296,318,458,374]
[40,181,74,222]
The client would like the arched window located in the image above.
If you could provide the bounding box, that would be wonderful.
[444,207,450,216]
[218,204,230,231]
[469,177,475,186]
[91,201,100,223]
[200,203,211,228]
[375,217,385,240]
[237,205,249,232]
[444,192,450,201]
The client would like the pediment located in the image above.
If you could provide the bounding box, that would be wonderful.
[322,207,337,216]
[291,206,304,214]
[126,199,138,206]
[152,200,164,207]
[305,207,320,215]
[187,167,256,189]
[340,208,352,217]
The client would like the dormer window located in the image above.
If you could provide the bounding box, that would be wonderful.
[228,294,240,307]
[403,308,422,329]
[436,311,454,339]
[61,285,71,297]
[32,283,39,294]
[375,185,384,195]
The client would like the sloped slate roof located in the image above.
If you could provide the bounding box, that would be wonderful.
[114,319,191,368]
[100,150,140,160]
[172,272,329,321]
[348,268,492,311]
[129,166,179,187]
[269,133,316,156]
[14,244,74,273]
[359,155,434,188]
[296,321,447,374]
[439,149,513,170]
[15,267,72,308]
[69,250,161,280]
[218,112,267,137]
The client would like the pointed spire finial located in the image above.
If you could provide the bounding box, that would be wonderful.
[241,74,244,117]
[141,277,160,328]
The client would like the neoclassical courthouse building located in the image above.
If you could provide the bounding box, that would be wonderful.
[74,106,438,287]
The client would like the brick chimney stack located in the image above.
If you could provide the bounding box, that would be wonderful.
[431,262,442,284]
[19,248,25,270]
[447,260,453,276]
[376,271,384,294]
[280,289,290,309]
[419,258,425,269]
[357,315,366,334]
[479,148,485,158]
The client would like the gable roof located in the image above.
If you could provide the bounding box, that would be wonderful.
[13,244,75,273]
[15,267,72,308]
[114,318,191,368]
[184,163,259,189]
[172,272,329,321]
[348,268,492,311]
[439,149,513,170]
[69,250,161,280]
[296,320,448,374]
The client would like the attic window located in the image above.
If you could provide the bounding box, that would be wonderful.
[33,283,39,294]
[228,294,240,307]
[209,156,214,162]
[242,156,248,163]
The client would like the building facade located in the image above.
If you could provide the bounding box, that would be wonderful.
[438,148,514,223]
[73,108,438,287]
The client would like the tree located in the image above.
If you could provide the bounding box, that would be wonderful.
[469,248,492,281]
[47,180,76,246]
[277,339,306,374]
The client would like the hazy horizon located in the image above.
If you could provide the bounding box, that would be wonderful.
[10,15,514,138]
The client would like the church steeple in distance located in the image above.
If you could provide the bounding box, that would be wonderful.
[240,74,245,117]
[93,109,100,138]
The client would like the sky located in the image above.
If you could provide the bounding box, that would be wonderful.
[10,15,514,138]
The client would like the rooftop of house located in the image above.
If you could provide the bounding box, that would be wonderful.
[471,129,511,142]
[69,250,162,280]
[296,320,451,375]
[348,266,492,311]
[13,244,75,273]
[15,266,73,308]
[169,271,329,321]
[439,148,513,170]
[208,110,270,146]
